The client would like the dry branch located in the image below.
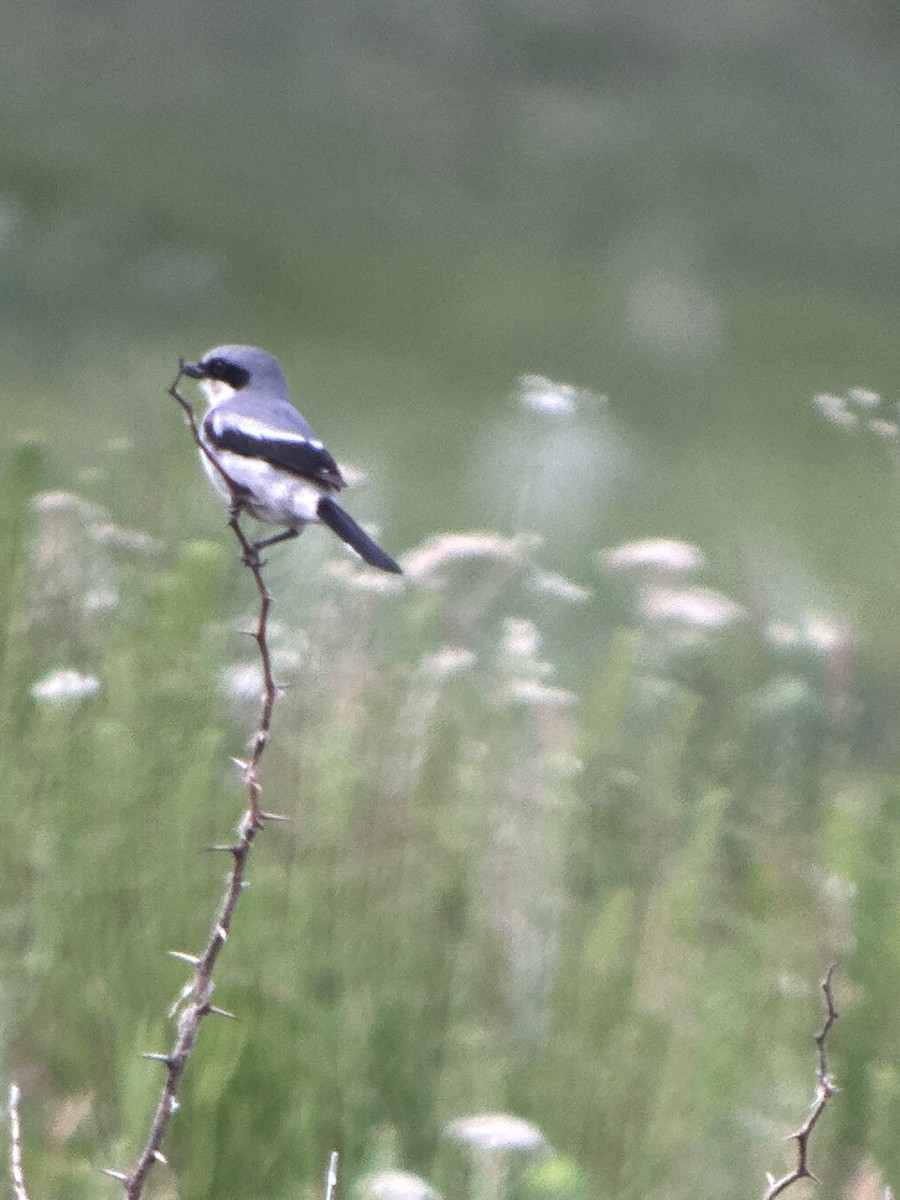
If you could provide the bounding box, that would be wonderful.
[8,1084,30,1200]
[325,1150,340,1200]
[104,367,285,1199]
[763,965,839,1200]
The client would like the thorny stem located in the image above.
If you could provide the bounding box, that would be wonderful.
[8,1085,30,1200]
[109,368,283,1200]
[325,1150,340,1200]
[762,965,839,1200]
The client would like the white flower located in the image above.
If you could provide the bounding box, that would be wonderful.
[422,647,476,679]
[357,1171,439,1200]
[529,569,591,603]
[812,393,857,427]
[88,522,162,555]
[30,669,100,703]
[30,491,104,519]
[82,588,119,613]
[517,374,580,417]
[501,617,541,660]
[868,418,899,440]
[847,387,881,409]
[222,664,264,703]
[445,1113,548,1155]
[803,615,850,653]
[767,614,853,655]
[325,558,406,593]
[403,533,539,584]
[640,585,744,629]
[504,681,577,708]
[599,538,705,574]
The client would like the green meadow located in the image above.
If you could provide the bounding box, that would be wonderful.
[4,2,900,1198]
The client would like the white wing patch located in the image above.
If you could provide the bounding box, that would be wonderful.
[211,411,324,449]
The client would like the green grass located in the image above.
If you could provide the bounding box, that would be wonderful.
[4,5,900,1194]
[0,433,892,1200]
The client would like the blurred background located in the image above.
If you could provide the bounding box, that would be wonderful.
[3,0,900,1197]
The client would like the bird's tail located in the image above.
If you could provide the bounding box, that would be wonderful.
[317,495,403,574]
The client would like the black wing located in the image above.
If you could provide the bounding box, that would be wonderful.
[204,412,345,491]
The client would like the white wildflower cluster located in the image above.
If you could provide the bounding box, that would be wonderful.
[496,617,576,709]
[529,567,591,603]
[445,1112,548,1155]
[640,585,744,630]
[356,1171,439,1200]
[403,532,588,607]
[325,558,406,593]
[813,387,900,440]
[30,669,100,704]
[599,537,706,576]
[766,613,854,656]
[403,532,537,586]
[421,646,476,681]
[30,490,161,624]
[354,1114,548,1200]
[516,373,586,417]
[599,537,744,632]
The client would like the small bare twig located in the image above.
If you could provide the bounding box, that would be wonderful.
[763,964,839,1200]
[8,1084,30,1200]
[104,367,284,1199]
[325,1150,339,1200]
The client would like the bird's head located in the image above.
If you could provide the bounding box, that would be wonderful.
[181,344,288,405]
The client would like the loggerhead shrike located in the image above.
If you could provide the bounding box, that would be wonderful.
[180,344,402,574]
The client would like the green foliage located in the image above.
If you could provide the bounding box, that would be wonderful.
[0,445,880,1200]
[4,5,900,1194]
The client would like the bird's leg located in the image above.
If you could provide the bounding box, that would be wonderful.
[239,527,299,567]
[253,528,299,553]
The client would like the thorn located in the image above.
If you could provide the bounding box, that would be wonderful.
[231,756,251,774]
[140,1053,171,1063]
[207,1005,239,1020]
[101,1169,129,1182]
[239,880,251,890]
[238,628,257,638]
[168,1096,180,1114]
[765,1174,776,1187]
[168,951,201,967]
[260,811,290,823]
[153,1151,168,1165]
[207,844,240,854]
[215,924,228,942]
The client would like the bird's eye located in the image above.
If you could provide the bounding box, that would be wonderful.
[201,358,251,389]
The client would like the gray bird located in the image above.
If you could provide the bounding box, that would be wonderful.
[181,344,402,574]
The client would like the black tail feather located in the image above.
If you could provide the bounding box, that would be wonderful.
[317,496,403,574]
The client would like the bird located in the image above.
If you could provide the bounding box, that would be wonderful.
[180,344,403,574]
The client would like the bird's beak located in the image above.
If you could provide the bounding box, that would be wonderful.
[180,360,206,379]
